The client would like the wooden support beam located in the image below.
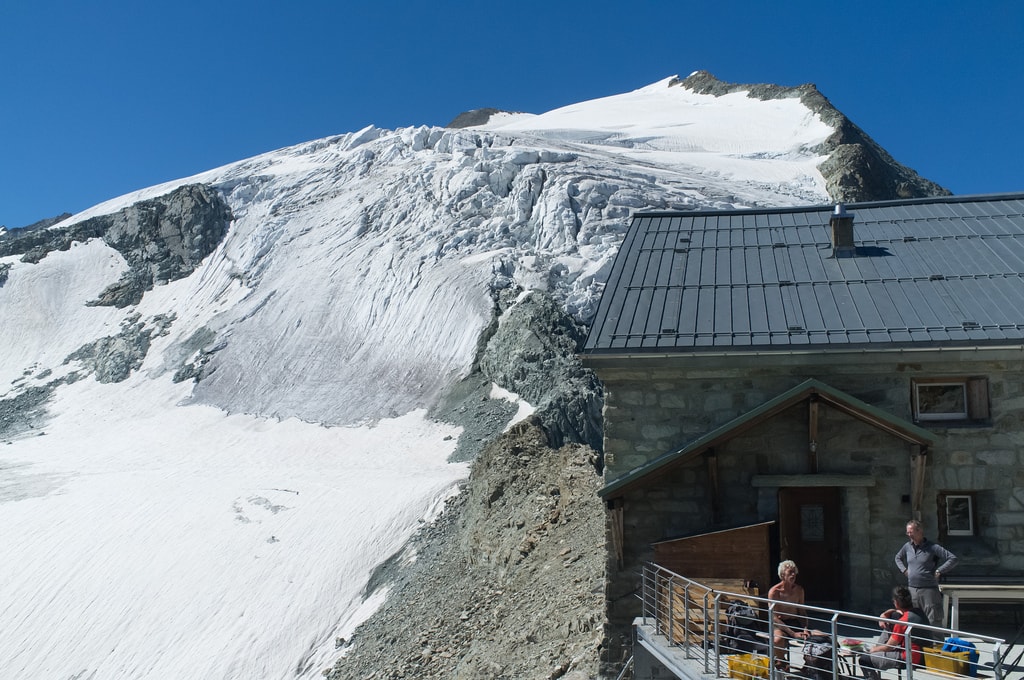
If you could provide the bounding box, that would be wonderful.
[910,444,927,520]
[608,498,625,569]
[808,397,820,473]
[705,449,720,523]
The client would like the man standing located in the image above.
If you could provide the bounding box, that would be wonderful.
[895,519,959,626]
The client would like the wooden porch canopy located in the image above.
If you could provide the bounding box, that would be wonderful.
[600,378,935,502]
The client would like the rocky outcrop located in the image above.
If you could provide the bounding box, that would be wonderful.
[0,184,232,307]
[92,184,233,306]
[430,287,604,464]
[0,186,226,439]
[325,419,606,680]
[0,367,88,440]
[446,108,515,129]
[676,71,951,203]
[1,212,73,233]
[0,385,57,440]
[65,313,175,383]
[0,218,106,262]
[477,289,604,453]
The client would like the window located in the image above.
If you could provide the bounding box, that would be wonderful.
[938,492,977,537]
[944,495,975,536]
[915,382,967,420]
[912,377,989,424]
[800,504,825,542]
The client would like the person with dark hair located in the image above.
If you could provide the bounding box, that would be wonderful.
[859,586,926,680]
[895,518,958,625]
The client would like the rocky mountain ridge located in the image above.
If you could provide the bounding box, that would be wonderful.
[0,184,231,307]
[452,71,947,205]
[324,419,606,680]
[674,71,951,202]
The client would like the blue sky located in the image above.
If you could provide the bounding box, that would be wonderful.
[2,1,1022,229]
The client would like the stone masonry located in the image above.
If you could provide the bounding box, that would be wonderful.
[594,347,1024,655]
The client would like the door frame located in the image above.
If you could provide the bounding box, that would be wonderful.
[777,486,843,606]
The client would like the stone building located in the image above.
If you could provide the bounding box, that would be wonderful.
[580,193,1024,654]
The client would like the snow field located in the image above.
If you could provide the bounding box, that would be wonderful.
[0,374,466,679]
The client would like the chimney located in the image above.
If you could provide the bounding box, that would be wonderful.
[830,203,855,257]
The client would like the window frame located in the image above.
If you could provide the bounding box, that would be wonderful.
[939,492,977,537]
[913,381,968,421]
[911,376,990,425]
[942,493,974,536]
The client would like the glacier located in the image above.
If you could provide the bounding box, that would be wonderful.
[0,74,936,679]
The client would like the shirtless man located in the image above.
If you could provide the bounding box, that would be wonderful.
[768,560,809,671]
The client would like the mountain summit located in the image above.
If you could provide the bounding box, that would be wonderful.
[0,74,947,679]
[457,71,947,204]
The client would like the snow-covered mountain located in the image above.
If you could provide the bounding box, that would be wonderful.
[0,73,945,679]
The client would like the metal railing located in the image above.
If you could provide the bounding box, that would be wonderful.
[638,562,1008,680]
[614,655,634,680]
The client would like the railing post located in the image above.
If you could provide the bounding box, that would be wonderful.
[830,613,840,680]
[683,581,692,657]
[904,622,914,680]
[646,567,655,635]
[703,590,711,674]
[660,569,667,637]
[641,566,648,627]
[712,593,723,678]
[992,640,1003,680]
[667,575,675,645]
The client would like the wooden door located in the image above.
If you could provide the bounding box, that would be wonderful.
[778,487,843,606]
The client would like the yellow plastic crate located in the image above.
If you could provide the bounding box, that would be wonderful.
[727,653,770,679]
[923,646,970,675]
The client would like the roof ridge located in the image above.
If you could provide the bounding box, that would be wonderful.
[634,191,1024,219]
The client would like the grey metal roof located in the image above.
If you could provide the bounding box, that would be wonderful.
[582,193,1024,355]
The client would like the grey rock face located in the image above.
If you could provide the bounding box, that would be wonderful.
[64,313,175,384]
[429,288,604,465]
[676,71,951,203]
[94,184,233,306]
[170,327,222,384]
[0,369,85,440]
[0,219,107,263]
[477,289,604,453]
[0,185,222,438]
[0,184,232,307]
[0,385,54,439]
[0,212,73,234]
[428,375,520,463]
[446,108,512,129]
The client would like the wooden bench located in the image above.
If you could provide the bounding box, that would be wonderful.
[655,577,760,645]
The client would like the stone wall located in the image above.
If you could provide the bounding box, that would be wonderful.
[593,348,1024,651]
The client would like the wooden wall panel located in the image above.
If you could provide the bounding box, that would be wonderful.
[653,522,774,593]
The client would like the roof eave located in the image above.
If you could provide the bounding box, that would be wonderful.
[581,341,1024,367]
